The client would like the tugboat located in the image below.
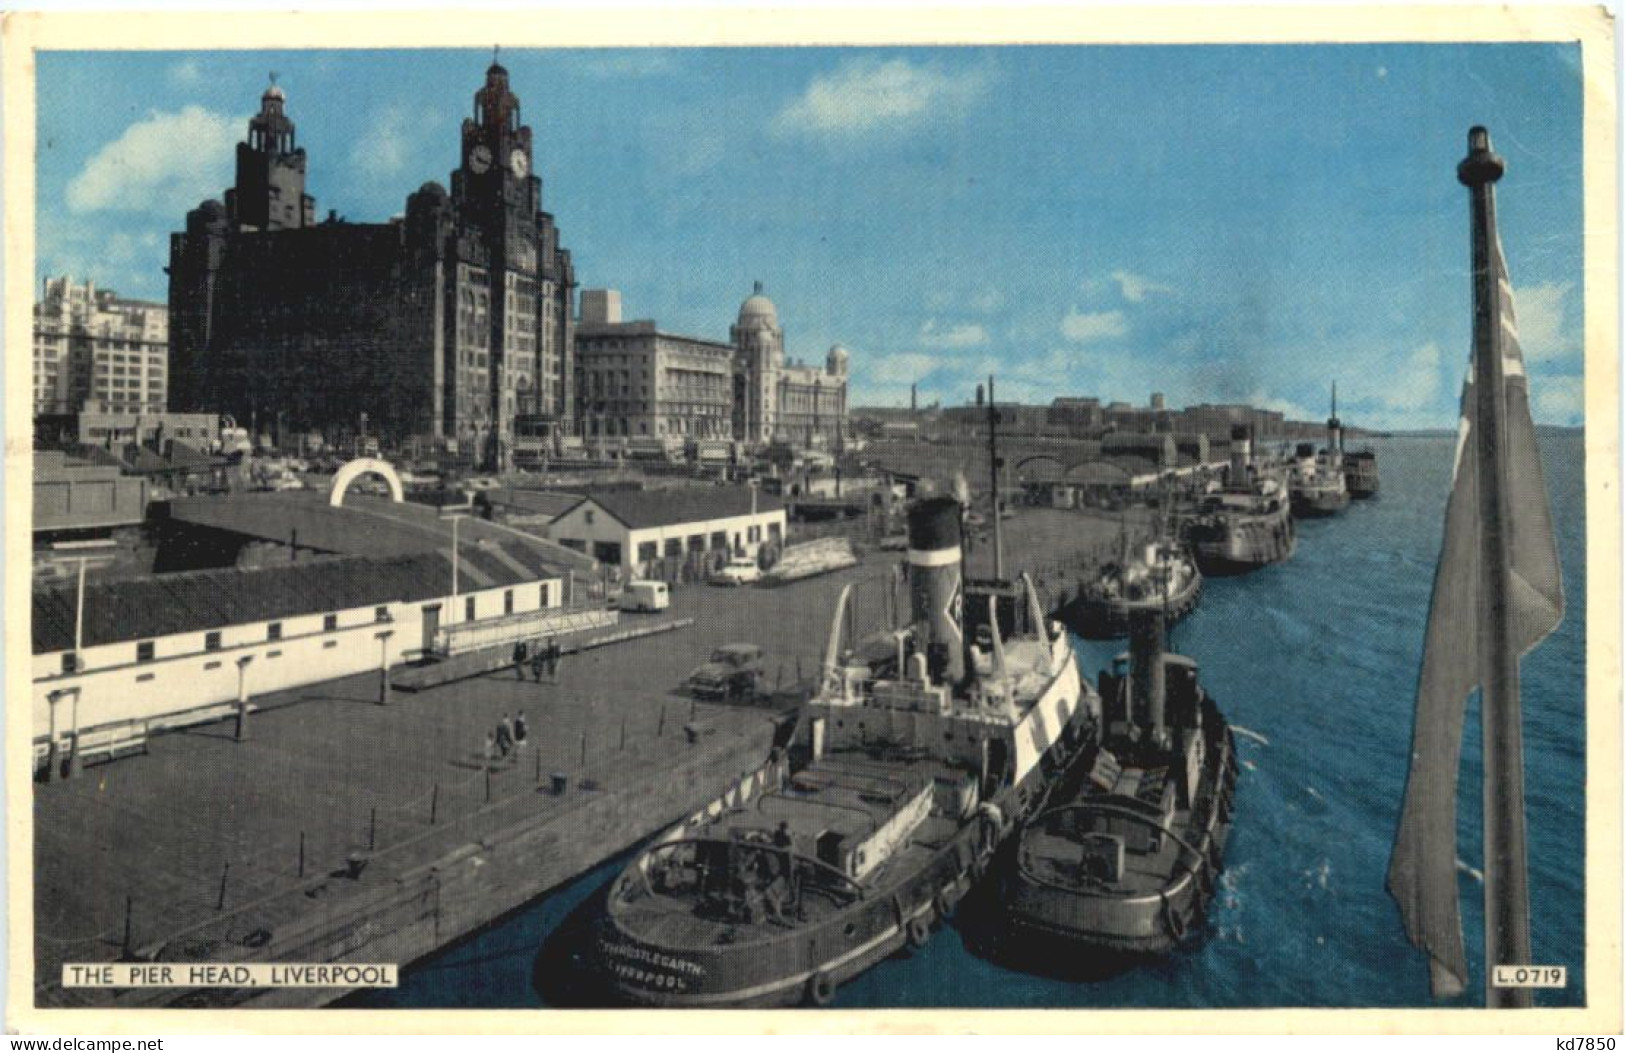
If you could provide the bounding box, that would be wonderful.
[1053,528,1202,640]
[586,383,1097,1008]
[1184,425,1296,576]
[1287,387,1351,518]
[1003,608,1238,958]
[1343,449,1380,498]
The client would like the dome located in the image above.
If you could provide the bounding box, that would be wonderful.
[262,83,286,102]
[198,199,225,218]
[826,344,850,373]
[738,282,778,325]
[416,180,448,200]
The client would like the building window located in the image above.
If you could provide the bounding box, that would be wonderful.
[267,622,282,642]
[637,541,658,563]
[323,614,338,632]
[375,606,390,623]
[504,589,514,615]
[136,641,155,663]
[769,522,782,540]
[748,525,761,544]
[465,596,476,622]
[205,631,222,652]
[710,531,727,550]
[664,538,682,558]
[539,582,551,607]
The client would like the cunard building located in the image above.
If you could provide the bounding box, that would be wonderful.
[168,62,575,469]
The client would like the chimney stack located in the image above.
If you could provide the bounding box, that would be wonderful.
[907,496,966,685]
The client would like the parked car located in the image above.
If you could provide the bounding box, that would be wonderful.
[686,644,765,700]
[710,557,762,587]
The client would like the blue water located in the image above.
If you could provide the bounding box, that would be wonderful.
[351,433,1588,1009]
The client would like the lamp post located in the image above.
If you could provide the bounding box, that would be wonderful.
[375,629,395,705]
[440,513,466,616]
[53,538,117,674]
[44,688,75,782]
[234,655,255,742]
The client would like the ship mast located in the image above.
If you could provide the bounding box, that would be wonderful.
[987,374,1004,581]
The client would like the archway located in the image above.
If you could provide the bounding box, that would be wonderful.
[329,457,405,507]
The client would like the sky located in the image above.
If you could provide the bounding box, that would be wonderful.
[35,43,1585,428]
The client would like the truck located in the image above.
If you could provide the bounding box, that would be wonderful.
[615,580,670,613]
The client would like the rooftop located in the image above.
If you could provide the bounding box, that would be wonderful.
[564,486,785,530]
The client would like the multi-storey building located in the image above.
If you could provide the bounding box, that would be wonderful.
[577,285,850,454]
[575,295,735,450]
[168,64,575,469]
[32,277,168,417]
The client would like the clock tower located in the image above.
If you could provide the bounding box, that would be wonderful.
[447,57,568,472]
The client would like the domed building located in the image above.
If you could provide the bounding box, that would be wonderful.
[728,283,849,450]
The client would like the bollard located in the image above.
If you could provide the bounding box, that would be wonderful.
[535,749,543,782]
[298,831,306,878]
[216,861,231,911]
[430,784,439,825]
[485,768,492,804]
[579,731,588,766]
[657,706,666,738]
[369,807,377,852]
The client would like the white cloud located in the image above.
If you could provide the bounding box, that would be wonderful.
[67,106,241,215]
[1245,391,1315,423]
[865,351,939,385]
[1060,308,1128,344]
[350,106,438,177]
[1513,281,1577,362]
[918,320,988,349]
[1110,270,1172,303]
[1532,374,1584,426]
[773,57,989,137]
[168,60,203,87]
[1383,342,1444,411]
[970,288,1005,314]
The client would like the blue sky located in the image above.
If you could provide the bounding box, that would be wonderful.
[36,44,1584,427]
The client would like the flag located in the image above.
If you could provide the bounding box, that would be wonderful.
[1387,128,1565,999]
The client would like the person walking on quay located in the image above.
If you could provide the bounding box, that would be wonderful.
[512,639,530,681]
[530,647,547,683]
[482,729,497,769]
[514,710,529,748]
[496,713,514,758]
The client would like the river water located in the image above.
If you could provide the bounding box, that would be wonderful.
[350,432,1588,1010]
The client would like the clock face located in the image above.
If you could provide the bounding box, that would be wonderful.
[509,149,529,177]
[469,145,492,174]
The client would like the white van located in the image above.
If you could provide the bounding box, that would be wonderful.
[617,580,670,612]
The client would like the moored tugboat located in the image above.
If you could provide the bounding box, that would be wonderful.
[1184,425,1296,576]
[1287,387,1351,518]
[588,496,1095,1007]
[1343,448,1380,498]
[1003,609,1238,958]
[1052,534,1202,640]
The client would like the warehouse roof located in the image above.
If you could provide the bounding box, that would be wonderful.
[31,539,567,654]
[560,487,784,531]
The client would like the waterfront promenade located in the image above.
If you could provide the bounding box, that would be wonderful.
[31,506,1140,1006]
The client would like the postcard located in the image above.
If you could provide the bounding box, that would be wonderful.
[3,5,1618,1036]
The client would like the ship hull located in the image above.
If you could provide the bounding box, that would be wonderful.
[1188,513,1295,576]
[1053,572,1202,640]
[1290,488,1350,518]
[1003,714,1238,961]
[590,657,1092,1008]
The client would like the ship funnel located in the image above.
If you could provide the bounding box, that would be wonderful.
[908,495,966,684]
[1229,424,1253,486]
[1327,384,1343,463]
[1129,609,1168,747]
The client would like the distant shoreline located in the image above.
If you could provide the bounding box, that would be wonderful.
[1376,425,1585,439]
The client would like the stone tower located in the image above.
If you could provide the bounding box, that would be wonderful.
[731,281,783,445]
[225,79,315,232]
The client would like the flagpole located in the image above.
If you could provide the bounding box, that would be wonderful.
[1459,125,1533,1009]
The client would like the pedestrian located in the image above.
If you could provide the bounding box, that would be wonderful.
[512,639,529,681]
[530,649,547,683]
[513,710,529,747]
[482,729,496,768]
[547,636,562,680]
[495,713,514,757]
